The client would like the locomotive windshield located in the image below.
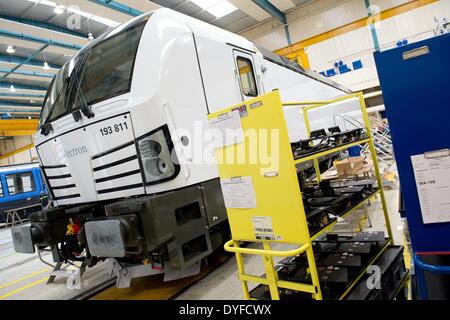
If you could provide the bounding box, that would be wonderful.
[39,16,150,127]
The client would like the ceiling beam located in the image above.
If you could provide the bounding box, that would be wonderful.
[55,0,129,23]
[0,109,41,114]
[0,82,47,91]
[171,0,190,10]
[227,0,271,21]
[0,68,54,79]
[114,0,161,13]
[0,92,46,98]
[0,104,41,108]
[0,29,82,51]
[0,101,42,107]
[253,0,287,24]
[0,14,87,38]
[252,0,292,44]
[89,0,143,16]
[0,36,73,57]
[0,54,61,70]
[0,45,50,83]
[269,0,295,12]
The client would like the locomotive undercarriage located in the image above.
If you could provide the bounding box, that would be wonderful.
[11,178,230,287]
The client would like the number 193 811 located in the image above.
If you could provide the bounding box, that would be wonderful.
[99,122,129,136]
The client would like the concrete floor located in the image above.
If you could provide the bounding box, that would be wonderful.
[0,227,112,300]
[0,188,405,300]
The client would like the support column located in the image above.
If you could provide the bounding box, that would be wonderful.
[365,0,381,52]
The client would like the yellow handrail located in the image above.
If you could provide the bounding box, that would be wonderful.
[283,102,325,107]
[282,92,363,110]
[224,240,310,257]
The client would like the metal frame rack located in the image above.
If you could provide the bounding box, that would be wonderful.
[208,90,401,300]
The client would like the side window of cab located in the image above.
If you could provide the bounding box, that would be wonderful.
[236,57,258,97]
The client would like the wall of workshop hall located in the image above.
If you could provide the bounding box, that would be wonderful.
[0,136,37,166]
[240,0,450,91]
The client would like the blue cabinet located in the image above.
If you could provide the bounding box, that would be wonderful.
[375,33,450,299]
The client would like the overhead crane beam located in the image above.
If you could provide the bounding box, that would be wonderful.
[0,119,39,133]
[0,130,36,137]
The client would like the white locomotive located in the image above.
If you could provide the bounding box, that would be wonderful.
[12,8,349,285]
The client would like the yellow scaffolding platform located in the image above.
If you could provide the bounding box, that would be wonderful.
[207,90,395,300]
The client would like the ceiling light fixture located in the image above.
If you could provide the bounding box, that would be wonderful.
[6,45,15,54]
[208,1,237,18]
[190,0,238,19]
[43,62,50,70]
[54,4,65,15]
[30,100,35,104]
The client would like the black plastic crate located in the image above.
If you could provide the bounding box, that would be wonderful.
[345,245,408,300]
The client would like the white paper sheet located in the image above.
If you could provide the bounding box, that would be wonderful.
[411,151,450,224]
[209,110,244,149]
[220,176,256,209]
[252,216,273,233]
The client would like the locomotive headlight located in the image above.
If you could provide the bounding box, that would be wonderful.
[136,125,180,185]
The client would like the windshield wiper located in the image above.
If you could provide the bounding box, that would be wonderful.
[40,76,71,135]
[72,72,95,119]
[69,53,94,120]
[40,52,94,134]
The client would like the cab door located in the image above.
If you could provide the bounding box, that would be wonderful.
[233,50,261,101]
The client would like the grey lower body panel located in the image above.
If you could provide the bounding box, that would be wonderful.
[88,178,229,269]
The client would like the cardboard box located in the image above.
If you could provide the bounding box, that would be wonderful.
[335,157,366,177]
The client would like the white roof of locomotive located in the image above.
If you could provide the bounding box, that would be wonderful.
[155,8,256,52]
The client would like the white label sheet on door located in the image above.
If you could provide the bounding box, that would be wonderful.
[411,150,450,224]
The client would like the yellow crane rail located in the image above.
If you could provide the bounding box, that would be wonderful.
[0,143,34,160]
